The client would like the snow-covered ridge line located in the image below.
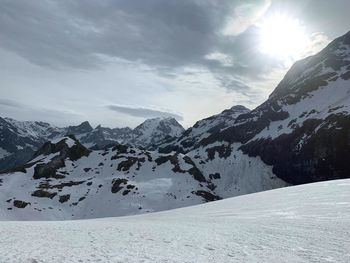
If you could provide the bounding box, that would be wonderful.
[0,116,185,171]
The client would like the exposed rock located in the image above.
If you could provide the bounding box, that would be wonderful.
[111,178,128,193]
[192,190,222,202]
[31,190,57,199]
[59,194,70,203]
[13,200,30,208]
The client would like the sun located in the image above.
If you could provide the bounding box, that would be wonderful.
[257,14,309,59]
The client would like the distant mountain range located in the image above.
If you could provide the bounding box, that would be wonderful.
[0,30,349,220]
[0,117,184,171]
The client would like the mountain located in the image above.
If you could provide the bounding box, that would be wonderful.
[78,125,134,148]
[0,118,93,171]
[131,117,185,148]
[1,31,350,220]
[0,136,284,219]
[0,117,64,171]
[161,31,350,185]
[158,105,250,152]
[0,117,185,171]
[0,179,349,262]
[66,121,94,135]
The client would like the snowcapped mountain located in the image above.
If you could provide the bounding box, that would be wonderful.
[0,117,65,171]
[1,31,350,221]
[231,31,350,184]
[0,117,184,171]
[0,136,285,220]
[131,117,185,148]
[161,31,350,185]
[158,105,250,153]
[78,117,184,149]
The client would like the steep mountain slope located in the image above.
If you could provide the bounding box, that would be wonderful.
[0,136,285,220]
[0,117,66,171]
[0,179,349,262]
[234,31,350,184]
[159,105,250,153]
[131,117,185,148]
[161,31,350,185]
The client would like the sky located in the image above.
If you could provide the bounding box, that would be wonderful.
[0,0,349,128]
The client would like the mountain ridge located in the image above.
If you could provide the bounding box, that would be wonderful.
[1,30,350,220]
[0,116,185,171]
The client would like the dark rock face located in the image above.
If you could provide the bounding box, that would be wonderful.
[117,157,145,171]
[155,154,188,173]
[33,163,65,179]
[32,190,57,199]
[241,114,350,184]
[192,190,222,202]
[111,178,128,193]
[183,156,206,182]
[32,137,90,180]
[206,145,232,160]
[209,173,221,180]
[59,195,71,203]
[13,200,30,208]
[67,121,93,134]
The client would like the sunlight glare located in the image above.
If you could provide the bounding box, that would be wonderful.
[258,14,309,59]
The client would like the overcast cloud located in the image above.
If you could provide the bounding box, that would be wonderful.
[0,0,349,128]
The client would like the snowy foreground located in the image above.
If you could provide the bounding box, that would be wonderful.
[0,179,349,263]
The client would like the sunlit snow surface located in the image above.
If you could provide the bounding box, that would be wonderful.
[0,179,349,263]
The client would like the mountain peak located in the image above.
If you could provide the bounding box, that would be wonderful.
[269,30,350,101]
[67,121,93,134]
[229,105,250,112]
[131,117,184,147]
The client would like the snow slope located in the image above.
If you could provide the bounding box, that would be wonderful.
[0,137,285,220]
[0,179,349,262]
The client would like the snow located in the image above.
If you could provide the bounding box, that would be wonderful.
[0,147,11,159]
[161,106,250,151]
[188,143,287,198]
[132,117,184,147]
[252,78,350,141]
[51,137,76,148]
[0,179,349,262]
[3,118,63,139]
[0,140,287,220]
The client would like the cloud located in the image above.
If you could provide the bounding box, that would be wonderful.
[204,52,234,67]
[0,1,270,73]
[302,32,331,58]
[221,0,271,36]
[0,97,84,126]
[106,104,183,121]
[1,0,339,128]
[0,98,24,108]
